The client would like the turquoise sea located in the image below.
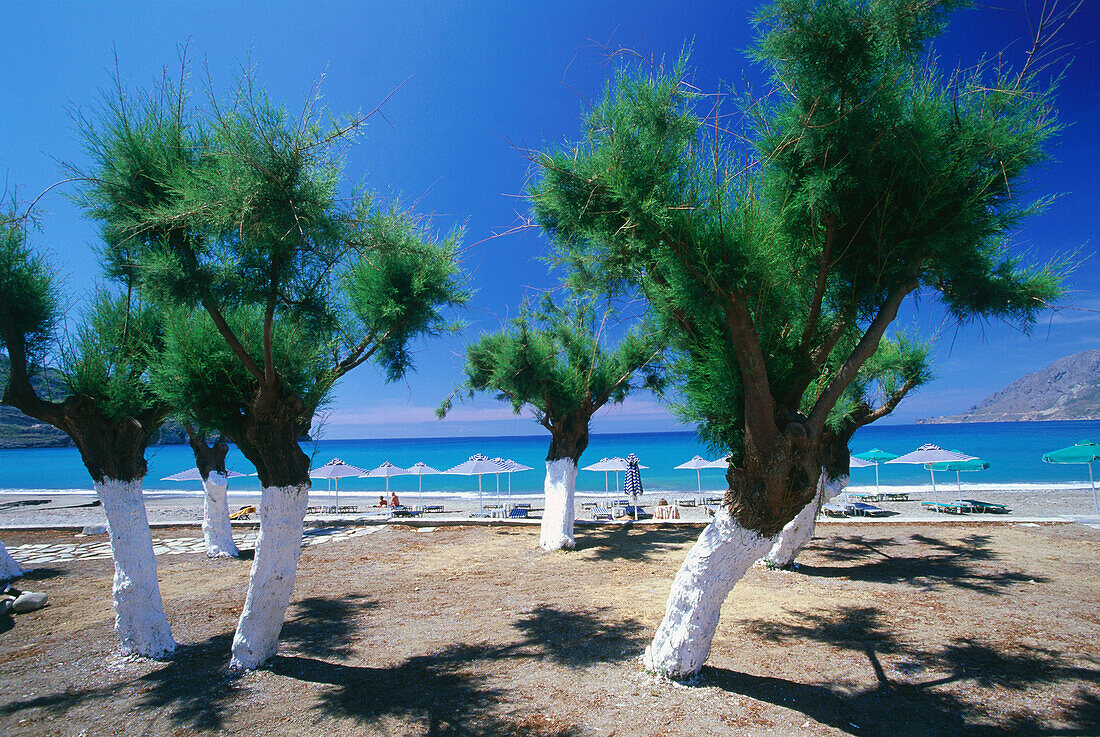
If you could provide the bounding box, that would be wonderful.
[0,420,1097,502]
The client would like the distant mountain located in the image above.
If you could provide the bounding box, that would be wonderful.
[919,349,1100,424]
[0,355,187,448]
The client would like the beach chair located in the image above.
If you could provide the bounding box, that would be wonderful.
[592,506,613,520]
[848,502,891,517]
[623,505,649,520]
[229,505,256,520]
[337,505,359,514]
[881,492,910,502]
[306,506,322,515]
[922,501,968,515]
[822,503,849,518]
[675,498,696,507]
[960,499,1009,514]
[422,504,444,513]
[508,507,529,519]
[389,505,420,518]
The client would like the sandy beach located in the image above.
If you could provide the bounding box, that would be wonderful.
[1,485,1097,530]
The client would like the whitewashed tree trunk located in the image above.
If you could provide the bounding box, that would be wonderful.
[96,478,176,658]
[0,540,23,581]
[202,472,239,558]
[643,507,776,679]
[540,458,578,551]
[764,474,848,568]
[230,483,308,669]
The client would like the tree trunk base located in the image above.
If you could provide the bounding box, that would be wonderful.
[0,541,23,582]
[540,458,577,552]
[230,484,308,669]
[643,507,775,679]
[764,474,848,568]
[202,473,240,558]
[97,478,176,659]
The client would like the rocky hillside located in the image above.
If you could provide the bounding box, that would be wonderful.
[919,349,1100,423]
[0,355,187,448]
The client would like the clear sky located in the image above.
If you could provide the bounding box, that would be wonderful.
[2,1,1097,439]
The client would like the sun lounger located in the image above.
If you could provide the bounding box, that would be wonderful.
[422,504,444,513]
[675,498,696,507]
[702,496,723,506]
[337,505,359,514]
[611,499,629,507]
[960,499,1010,514]
[822,503,849,518]
[922,501,969,515]
[389,505,420,518]
[229,505,256,520]
[849,492,882,502]
[513,503,531,509]
[848,502,891,517]
[880,492,910,501]
[508,507,528,519]
[306,506,323,515]
[591,506,613,520]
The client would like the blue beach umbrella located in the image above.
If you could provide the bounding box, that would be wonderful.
[1042,441,1100,515]
[853,448,897,497]
[624,454,645,521]
[927,454,990,503]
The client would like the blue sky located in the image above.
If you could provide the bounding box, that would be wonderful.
[2,1,1097,439]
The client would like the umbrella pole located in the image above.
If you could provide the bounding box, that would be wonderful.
[696,469,701,494]
[479,475,483,511]
[875,463,880,498]
[1090,462,1098,516]
[928,467,938,506]
[496,473,501,508]
[335,478,339,511]
[956,470,963,503]
[419,475,423,509]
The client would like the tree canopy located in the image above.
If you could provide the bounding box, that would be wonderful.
[442,294,664,460]
[530,0,1065,533]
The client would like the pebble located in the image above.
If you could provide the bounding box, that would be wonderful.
[81,525,108,535]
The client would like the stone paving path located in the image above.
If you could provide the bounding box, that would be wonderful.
[7,525,385,567]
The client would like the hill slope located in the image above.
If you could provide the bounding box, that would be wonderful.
[919,349,1100,423]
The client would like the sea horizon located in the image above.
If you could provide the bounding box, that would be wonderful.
[0,420,1097,499]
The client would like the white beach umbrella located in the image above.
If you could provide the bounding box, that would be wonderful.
[310,458,370,510]
[674,455,714,494]
[162,467,249,482]
[443,455,509,511]
[583,456,648,503]
[405,462,442,508]
[490,458,533,505]
[706,457,730,469]
[886,445,976,506]
[361,461,411,502]
[847,455,876,502]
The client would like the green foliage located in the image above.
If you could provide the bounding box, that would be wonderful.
[442,294,665,435]
[149,306,332,436]
[0,215,60,368]
[59,289,165,422]
[76,66,469,437]
[531,0,1066,463]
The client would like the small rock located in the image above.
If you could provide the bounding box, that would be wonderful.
[0,596,14,615]
[82,525,108,535]
[11,591,47,613]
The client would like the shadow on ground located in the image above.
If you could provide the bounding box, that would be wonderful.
[718,604,1100,736]
[796,533,1046,594]
[574,525,701,563]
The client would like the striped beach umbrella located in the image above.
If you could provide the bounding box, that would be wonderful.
[887,445,976,506]
[624,453,645,521]
[310,458,369,510]
[405,462,442,508]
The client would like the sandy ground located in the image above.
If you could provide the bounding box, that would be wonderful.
[1,486,1097,529]
[0,520,1098,736]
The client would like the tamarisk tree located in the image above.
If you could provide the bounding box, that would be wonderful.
[1,220,175,657]
[441,295,663,550]
[80,72,467,669]
[531,0,1065,678]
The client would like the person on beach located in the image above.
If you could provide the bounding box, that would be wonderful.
[377,496,387,507]
[390,491,400,507]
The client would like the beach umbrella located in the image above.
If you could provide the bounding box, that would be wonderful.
[405,462,442,508]
[674,455,714,494]
[162,467,249,482]
[927,455,990,503]
[706,457,730,469]
[847,455,876,502]
[583,457,621,502]
[1042,441,1100,515]
[443,455,509,511]
[623,453,645,521]
[853,448,898,497]
[887,445,976,506]
[309,458,369,510]
[360,461,411,501]
[494,459,533,505]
